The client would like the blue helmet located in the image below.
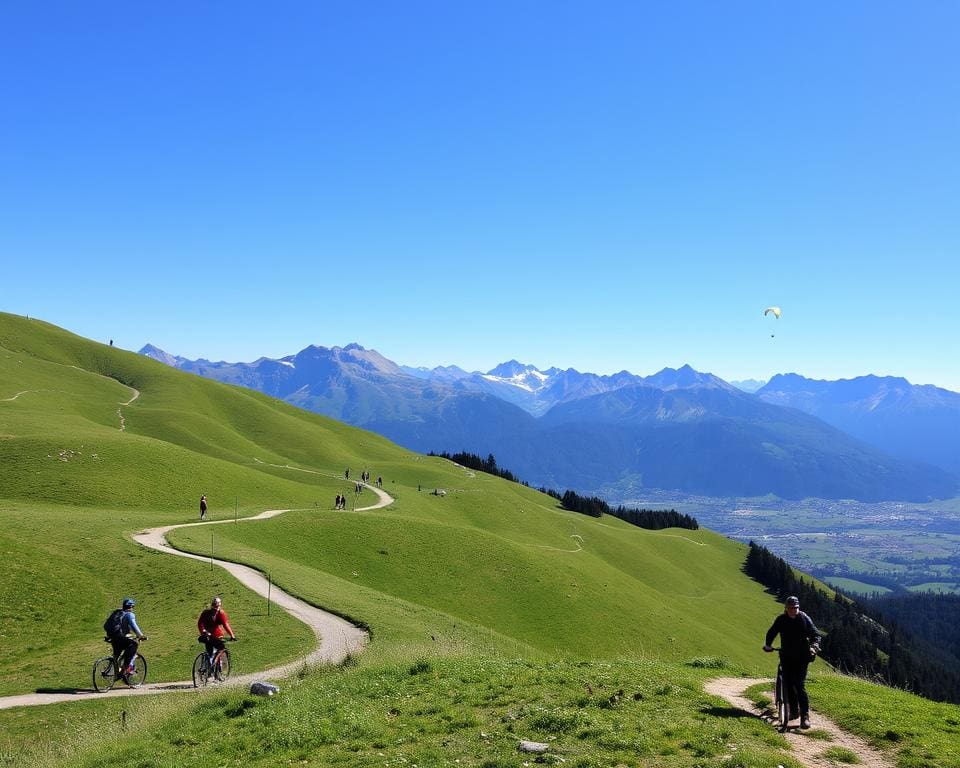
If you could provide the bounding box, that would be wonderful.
[122,597,136,609]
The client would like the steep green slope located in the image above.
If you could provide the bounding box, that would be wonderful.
[1,310,776,679]
[3,312,958,768]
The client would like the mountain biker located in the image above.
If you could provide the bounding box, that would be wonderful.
[107,597,147,676]
[764,595,821,729]
[197,596,236,664]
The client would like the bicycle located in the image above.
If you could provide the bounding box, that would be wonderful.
[93,637,148,692]
[193,638,234,687]
[764,646,791,732]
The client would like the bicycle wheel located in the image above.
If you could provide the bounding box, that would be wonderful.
[214,649,231,682]
[93,657,117,692]
[124,654,147,688]
[776,670,789,732]
[193,653,210,688]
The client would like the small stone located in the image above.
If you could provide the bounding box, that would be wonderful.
[518,740,549,753]
[250,681,280,696]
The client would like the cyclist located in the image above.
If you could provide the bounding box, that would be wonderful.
[108,597,147,676]
[197,596,236,667]
[764,595,821,729]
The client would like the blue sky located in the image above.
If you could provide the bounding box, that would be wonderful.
[3,3,958,389]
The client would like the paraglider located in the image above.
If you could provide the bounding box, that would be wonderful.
[764,306,781,337]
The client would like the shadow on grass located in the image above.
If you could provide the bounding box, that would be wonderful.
[35,687,89,694]
[700,704,754,719]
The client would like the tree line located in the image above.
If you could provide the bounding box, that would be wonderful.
[745,541,960,704]
[427,451,524,484]
[430,450,698,531]
[556,489,699,530]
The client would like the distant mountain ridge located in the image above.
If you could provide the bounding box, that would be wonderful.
[139,343,959,502]
[757,373,960,475]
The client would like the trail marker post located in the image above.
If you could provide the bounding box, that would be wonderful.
[267,573,272,617]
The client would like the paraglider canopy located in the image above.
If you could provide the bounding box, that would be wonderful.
[763,306,782,319]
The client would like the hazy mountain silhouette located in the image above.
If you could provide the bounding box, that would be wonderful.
[757,373,960,475]
[140,344,959,502]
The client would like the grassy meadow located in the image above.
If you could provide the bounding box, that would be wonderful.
[2,311,958,768]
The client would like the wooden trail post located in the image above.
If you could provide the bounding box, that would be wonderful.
[267,573,272,617]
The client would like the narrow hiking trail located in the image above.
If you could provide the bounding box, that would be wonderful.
[0,483,393,710]
[117,386,139,431]
[705,677,895,768]
[117,387,140,432]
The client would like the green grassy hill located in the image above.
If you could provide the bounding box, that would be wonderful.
[2,312,957,768]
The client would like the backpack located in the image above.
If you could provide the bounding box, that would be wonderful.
[103,608,125,639]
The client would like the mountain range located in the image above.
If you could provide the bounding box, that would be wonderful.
[757,373,960,476]
[139,343,960,502]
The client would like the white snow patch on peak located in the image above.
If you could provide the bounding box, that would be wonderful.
[481,368,554,393]
[280,360,295,368]
[481,373,535,392]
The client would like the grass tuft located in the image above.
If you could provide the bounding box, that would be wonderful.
[821,746,859,764]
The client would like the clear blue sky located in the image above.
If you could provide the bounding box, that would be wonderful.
[3,3,958,390]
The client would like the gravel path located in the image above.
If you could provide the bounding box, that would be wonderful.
[705,676,894,768]
[0,483,391,710]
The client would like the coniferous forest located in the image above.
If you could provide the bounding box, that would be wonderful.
[557,489,699,530]
[745,542,960,704]
[431,451,698,531]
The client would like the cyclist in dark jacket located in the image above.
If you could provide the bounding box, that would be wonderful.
[764,596,821,728]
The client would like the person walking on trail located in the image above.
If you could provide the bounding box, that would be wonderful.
[104,597,147,676]
[197,596,236,664]
[764,595,821,729]
[345,468,350,480]
[199,494,207,520]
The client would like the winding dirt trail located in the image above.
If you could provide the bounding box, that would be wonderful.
[0,483,392,710]
[117,386,139,431]
[705,677,894,768]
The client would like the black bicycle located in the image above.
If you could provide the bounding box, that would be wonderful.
[93,638,147,692]
[192,638,234,687]
[764,646,791,732]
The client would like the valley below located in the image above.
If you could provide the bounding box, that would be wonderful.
[608,490,960,596]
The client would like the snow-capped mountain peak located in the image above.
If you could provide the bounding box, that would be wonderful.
[482,361,555,393]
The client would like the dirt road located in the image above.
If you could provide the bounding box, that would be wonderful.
[0,484,392,710]
[705,676,894,768]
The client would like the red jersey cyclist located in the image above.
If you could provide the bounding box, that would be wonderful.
[197,596,236,664]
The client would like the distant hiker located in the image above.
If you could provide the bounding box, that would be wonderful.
[377,475,382,488]
[345,468,350,480]
[200,495,207,521]
[104,597,147,676]
[109,339,113,346]
[764,596,821,729]
[418,484,421,492]
[197,596,236,665]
